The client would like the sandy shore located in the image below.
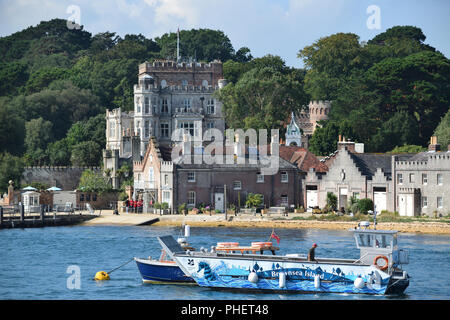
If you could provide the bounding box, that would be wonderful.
[81,210,450,235]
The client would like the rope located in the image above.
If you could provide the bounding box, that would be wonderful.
[107,258,134,274]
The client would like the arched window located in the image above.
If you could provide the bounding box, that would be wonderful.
[202,80,208,87]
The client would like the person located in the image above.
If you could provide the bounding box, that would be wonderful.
[308,243,318,262]
[125,199,130,214]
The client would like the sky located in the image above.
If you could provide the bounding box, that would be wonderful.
[1,0,449,68]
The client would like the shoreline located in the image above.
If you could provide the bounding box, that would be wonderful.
[81,211,450,235]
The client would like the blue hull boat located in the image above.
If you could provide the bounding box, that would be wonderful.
[134,257,195,284]
[160,222,410,295]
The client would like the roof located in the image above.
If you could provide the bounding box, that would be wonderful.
[279,145,328,173]
[349,153,393,179]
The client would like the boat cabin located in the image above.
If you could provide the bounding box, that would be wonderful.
[349,222,408,270]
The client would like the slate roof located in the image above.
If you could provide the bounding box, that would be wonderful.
[349,153,394,180]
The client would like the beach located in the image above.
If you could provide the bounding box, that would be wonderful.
[81,210,450,234]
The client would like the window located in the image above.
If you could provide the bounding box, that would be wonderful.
[202,80,208,87]
[136,121,141,136]
[181,79,188,86]
[86,194,90,201]
[206,122,214,129]
[149,168,154,183]
[422,196,428,208]
[188,172,195,182]
[80,194,85,201]
[257,172,264,183]
[437,173,443,186]
[161,99,168,113]
[164,174,169,186]
[145,97,150,113]
[409,173,415,183]
[422,173,428,185]
[188,191,196,206]
[397,173,403,184]
[206,99,215,114]
[92,194,97,202]
[281,171,288,183]
[233,181,242,190]
[161,79,167,88]
[160,123,169,138]
[281,195,288,206]
[182,98,191,111]
[144,121,150,138]
[353,192,360,199]
[179,122,194,136]
[437,196,443,208]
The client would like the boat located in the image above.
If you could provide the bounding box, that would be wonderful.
[159,222,410,295]
[134,237,196,284]
[134,227,280,284]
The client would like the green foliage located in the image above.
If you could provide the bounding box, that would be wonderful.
[0,97,25,155]
[434,108,450,148]
[155,29,235,62]
[357,198,374,214]
[326,192,337,211]
[70,141,102,167]
[219,55,309,134]
[389,145,427,153]
[245,193,263,208]
[78,169,111,194]
[0,152,24,193]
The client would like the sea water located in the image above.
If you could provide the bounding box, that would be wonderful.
[0,225,449,300]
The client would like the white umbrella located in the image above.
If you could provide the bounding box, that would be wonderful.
[46,186,62,191]
[23,186,37,191]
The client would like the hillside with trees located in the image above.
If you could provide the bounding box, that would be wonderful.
[0,20,448,193]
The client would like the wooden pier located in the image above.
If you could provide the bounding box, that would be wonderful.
[0,205,97,229]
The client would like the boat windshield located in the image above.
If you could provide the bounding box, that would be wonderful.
[355,232,395,249]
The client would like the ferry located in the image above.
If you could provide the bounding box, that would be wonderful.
[159,222,410,295]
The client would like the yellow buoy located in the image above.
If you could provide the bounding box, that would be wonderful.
[94,271,110,281]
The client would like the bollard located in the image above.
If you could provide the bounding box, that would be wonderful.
[20,203,24,221]
[40,205,45,222]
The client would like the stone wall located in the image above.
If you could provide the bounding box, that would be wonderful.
[21,166,101,191]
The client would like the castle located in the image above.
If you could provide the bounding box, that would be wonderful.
[104,59,227,188]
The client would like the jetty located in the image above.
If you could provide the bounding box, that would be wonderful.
[0,205,97,229]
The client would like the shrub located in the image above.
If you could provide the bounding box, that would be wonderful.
[357,198,374,214]
[326,192,337,211]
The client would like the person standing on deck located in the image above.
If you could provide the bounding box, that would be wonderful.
[308,243,318,262]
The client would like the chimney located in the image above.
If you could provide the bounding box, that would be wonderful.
[337,137,355,153]
[428,136,441,152]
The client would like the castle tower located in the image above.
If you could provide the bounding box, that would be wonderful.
[286,112,302,147]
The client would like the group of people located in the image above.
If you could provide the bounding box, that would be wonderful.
[125,199,143,213]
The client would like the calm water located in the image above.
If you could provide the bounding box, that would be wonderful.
[0,225,449,300]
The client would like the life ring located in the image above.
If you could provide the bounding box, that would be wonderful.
[216,242,239,247]
[374,255,389,271]
[251,242,273,248]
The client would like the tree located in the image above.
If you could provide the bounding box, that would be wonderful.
[433,108,450,148]
[0,152,24,194]
[389,145,427,153]
[78,169,111,194]
[308,122,340,156]
[219,57,308,134]
[70,141,102,167]
[326,192,337,211]
[234,47,253,63]
[155,29,235,62]
[0,98,25,155]
[246,193,263,208]
[357,198,374,214]
[47,138,71,166]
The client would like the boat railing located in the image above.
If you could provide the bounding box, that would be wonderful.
[352,252,370,265]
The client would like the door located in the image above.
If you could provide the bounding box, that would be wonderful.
[215,193,224,212]
[306,190,318,209]
[339,188,348,209]
[399,194,414,216]
[373,191,387,213]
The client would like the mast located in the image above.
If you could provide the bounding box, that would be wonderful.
[177,27,180,62]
